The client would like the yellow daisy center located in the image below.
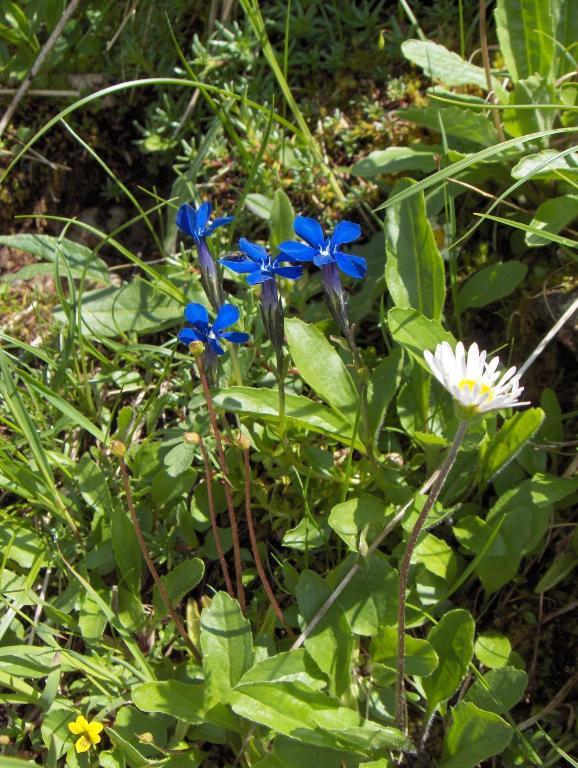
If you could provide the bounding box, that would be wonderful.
[458,378,493,400]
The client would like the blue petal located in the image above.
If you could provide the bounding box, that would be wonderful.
[221,331,250,344]
[178,327,203,344]
[313,252,335,268]
[220,256,260,274]
[184,303,209,326]
[273,265,303,280]
[213,303,240,331]
[175,203,197,237]
[330,220,361,248]
[334,250,367,279]
[209,338,225,356]
[239,237,268,264]
[247,270,272,285]
[278,240,317,262]
[294,216,325,248]
[196,201,212,231]
[207,215,234,233]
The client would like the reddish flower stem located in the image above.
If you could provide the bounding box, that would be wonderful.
[242,447,294,638]
[194,359,246,613]
[119,459,202,663]
[199,436,234,598]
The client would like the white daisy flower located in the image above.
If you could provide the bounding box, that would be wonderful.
[424,341,529,414]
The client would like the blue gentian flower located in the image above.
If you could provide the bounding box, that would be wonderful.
[176,201,233,312]
[221,238,301,354]
[279,217,366,279]
[176,201,233,244]
[178,303,249,356]
[220,238,303,284]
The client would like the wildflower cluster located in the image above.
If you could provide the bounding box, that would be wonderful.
[175,200,367,372]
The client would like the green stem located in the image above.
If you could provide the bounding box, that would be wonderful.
[395,419,469,731]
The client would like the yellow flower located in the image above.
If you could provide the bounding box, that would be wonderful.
[68,715,103,753]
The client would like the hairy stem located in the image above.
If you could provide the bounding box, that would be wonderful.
[395,419,469,730]
[119,459,202,663]
[243,447,294,637]
[199,437,234,598]
[195,358,246,613]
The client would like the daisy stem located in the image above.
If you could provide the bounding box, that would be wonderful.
[242,445,295,637]
[199,436,235,599]
[195,358,246,614]
[395,418,469,732]
[119,458,202,663]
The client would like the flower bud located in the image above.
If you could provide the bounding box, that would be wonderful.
[189,340,205,358]
[184,431,202,445]
[109,439,126,458]
[234,432,251,450]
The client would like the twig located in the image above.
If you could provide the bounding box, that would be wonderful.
[242,445,295,637]
[290,469,441,652]
[396,420,469,731]
[199,436,234,598]
[479,0,505,142]
[0,0,82,138]
[119,458,202,663]
[195,359,246,612]
[518,295,578,378]
[518,671,578,730]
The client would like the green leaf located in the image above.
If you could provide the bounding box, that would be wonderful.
[77,455,112,513]
[413,534,459,581]
[285,318,359,417]
[212,386,363,449]
[132,680,207,723]
[511,150,578,181]
[440,701,513,768]
[366,349,403,448]
[535,550,578,592]
[200,592,254,705]
[495,0,558,82]
[371,627,439,677]
[53,279,186,338]
[400,106,498,149]
[388,308,455,371]
[422,609,475,716]
[163,442,196,477]
[385,178,445,321]
[478,408,545,485]
[332,553,399,636]
[351,145,439,178]
[474,631,512,669]
[401,40,500,92]
[296,571,354,696]
[0,234,110,284]
[526,194,578,247]
[464,667,528,714]
[269,189,295,253]
[110,505,141,594]
[328,495,394,552]
[238,650,326,689]
[503,75,556,138]
[17,368,107,444]
[231,680,412,755]
[245,193,273,219]
[456,261,527,312]
[153,558,204,618]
